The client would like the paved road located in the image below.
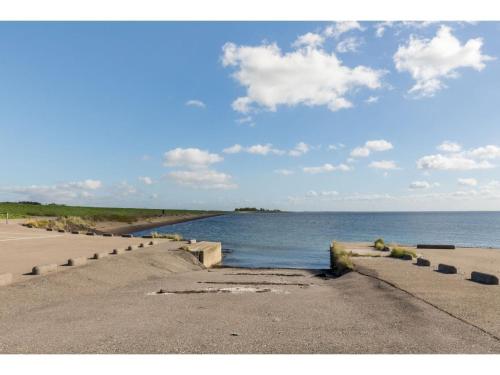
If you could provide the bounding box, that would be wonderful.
[0,223,169,280]
[1,246,499,353]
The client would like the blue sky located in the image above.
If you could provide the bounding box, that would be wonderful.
[1,21,500,211]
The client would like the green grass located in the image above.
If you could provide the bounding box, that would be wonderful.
[330,241,354,276]
[374,238,385,250]
[390,247,417,259]
[0,202,224,221]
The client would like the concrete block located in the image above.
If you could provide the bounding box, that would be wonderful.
[126,245,135,251]
[148,241,155,246]
[438,263,457,274]
[68,257,87,266]
[186,241,222,268]
[138,243,145,248]
[32,263,57,275]
[188,239,197,244]
[58,229,65,233]
[102,233,113,237]
[471,271,499,285]
[416,258,431,267]
[417,244,455,249]
[71,231,79,235]
[46,228,53,232]
[86,232,95,236]
[121,234,133,238]
[93,252,108,260]
[401,254,413,260]
[0,273,13,286]
[112,248,124,255]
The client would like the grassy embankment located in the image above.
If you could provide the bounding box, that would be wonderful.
[0,202,224,232]
[329,241,354,276]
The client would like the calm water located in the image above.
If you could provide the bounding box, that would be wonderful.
[134,212,500,269]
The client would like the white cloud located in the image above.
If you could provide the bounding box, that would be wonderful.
[115,181,137,196]
[223,143,285,156]
[274,169,294,176]
[288,142,310,157]
[223,144,244,154]
[306,190,339,198]
[324,21,363,39]
[221,38,383,113]
[168,169,237,190]
[416,154,494,170]
[365,96,379,104]
[303,163,350,174]
[437,141,462,153]
[394,25,493,97]
[247,144,285,155]
[336,37,363,53]
[2,179,103,203]
[369,160,398,170]
[374,21,436,38]
[236,116,253,125]
[409,181,439,189]
[185,99,206,108]
[467,145,500,159]
[138,176,153,185]
[458,178,478,186]
[350,139,393,157]
[293,32,324,48]
[163,148,223,169]
[350,146,371,157]
[328,143,345,151]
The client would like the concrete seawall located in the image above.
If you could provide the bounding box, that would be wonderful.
[185,241,222,268]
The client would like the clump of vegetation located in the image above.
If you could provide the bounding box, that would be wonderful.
[330,241,354,276]
[151,232,183,241]
[234,207,282,213]
[25,216,95,232]
[374,238,385,251]
[390,247,417,259]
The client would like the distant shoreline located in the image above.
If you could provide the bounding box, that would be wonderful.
[95,213,225,235]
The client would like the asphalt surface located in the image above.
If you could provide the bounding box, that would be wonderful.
[1,246,500,353]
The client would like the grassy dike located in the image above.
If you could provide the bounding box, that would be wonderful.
[0,202,223,221]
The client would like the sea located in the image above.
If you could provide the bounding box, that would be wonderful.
[133,212,500,269]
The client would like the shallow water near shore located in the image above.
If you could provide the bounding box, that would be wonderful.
[134,212,500,269]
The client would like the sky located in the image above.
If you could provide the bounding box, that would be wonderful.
[1,21,500,211]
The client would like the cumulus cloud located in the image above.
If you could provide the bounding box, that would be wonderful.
[437,141,462,153]
[274,169,294,176]
[369,160,398,170]
[168,170,237,190]
[185,99,206,108]
[324,21,364,39]
[467,145,500,159]
[223,144,244,154]
[328,143,345,151]
[365,96,379,104]
[221,36,384,114]
[247,144,285,155]
[394,25,493,97]
[163,148,223,169]
[409,181,439,189]
[288,142,310,157]
[416,154,494,170]
[293,32,324,48]
[138,176,153,185]
[374,21,436,38]
[350,139,393,157]
[303,163,350,174]
[336,37,363,53]
[1,179,103,203]
[458,178,478,186]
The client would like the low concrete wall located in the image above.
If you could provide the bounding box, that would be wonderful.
[33,264,58,275]
[186,241,222,268]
